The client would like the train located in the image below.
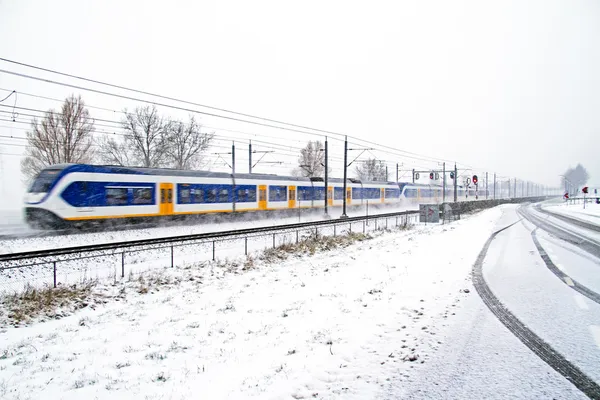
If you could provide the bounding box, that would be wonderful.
[23,163,489,229]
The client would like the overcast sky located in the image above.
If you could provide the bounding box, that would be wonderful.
[0,0,599,209]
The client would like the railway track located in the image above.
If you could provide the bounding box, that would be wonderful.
[0,209,419,264]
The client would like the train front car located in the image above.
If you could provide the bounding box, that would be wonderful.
[23,164,72,229]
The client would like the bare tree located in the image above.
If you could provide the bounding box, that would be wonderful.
[21,95,95,180]
[562,164,590,193]
[354,158,387,181]
[293,140,326,177]
[166,116,213,170]
[99,105,170,168]
[97,135,133,166]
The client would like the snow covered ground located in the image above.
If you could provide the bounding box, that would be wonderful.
[543,201,600,226]
[0,205,504,399]
[397,205,600,399]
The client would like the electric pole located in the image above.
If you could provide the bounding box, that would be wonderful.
[232,142,235,174]
[342,136,348,218]
[324,137,328,215]
[453,164,458,202]
[248,141,252,173]
[442,162,446,203]
[485,172,488,199]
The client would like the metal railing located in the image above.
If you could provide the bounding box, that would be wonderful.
[0,210,419,293]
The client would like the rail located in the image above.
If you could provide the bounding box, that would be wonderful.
[0,210,419,293]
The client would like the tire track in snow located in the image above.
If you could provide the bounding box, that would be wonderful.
[537,206,600,233]
[472,220,600,400]
[529,228,600,306]
[519,206,600,259]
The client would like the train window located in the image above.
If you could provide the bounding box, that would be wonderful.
[106,188,128,205]
[238,188,257,203]
[334,187,344,200]
[289,188,296,201]
[269,186,287,202]
[168,189,173,204]
[237,189,246,202]
[28,168,61,193]
[180,188,190,203]
[259,188,266,201]
[219,189,229,202]
[207,189,217,203]
[314,188,325,200]
[385,189,399,198]
[133,188,153,204]
[297,187,311,201]
[193,189,204,203]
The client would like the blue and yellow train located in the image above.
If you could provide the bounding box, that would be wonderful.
[23,163,485,229]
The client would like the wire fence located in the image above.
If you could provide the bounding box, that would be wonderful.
[0,213,418,295]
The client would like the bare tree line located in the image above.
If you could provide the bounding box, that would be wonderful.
[562,164,589,193]
[292,140,388,181]
[21,95,214,180]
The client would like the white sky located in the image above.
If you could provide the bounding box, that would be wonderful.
[1,0,599,209]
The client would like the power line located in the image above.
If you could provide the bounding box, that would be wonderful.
[0,68,336,140]
[0,59,463,164]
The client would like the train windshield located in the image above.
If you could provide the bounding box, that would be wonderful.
[28,169,61,193]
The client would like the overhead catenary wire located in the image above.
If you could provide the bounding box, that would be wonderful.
[0,59,462,164]
[0,65,544,184]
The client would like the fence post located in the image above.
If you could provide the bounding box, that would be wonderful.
[375,219,378,230]
[334,224,336,237]
[273,233,276,248]
[245,237,248,255]
[121,252,125,278]
[53,261,57,288]
[386,218,388,230]
[171,245,174,268]
[296,230,299,244]
[363,220,365,233]
[349,222,352,233]
[212,241,215,261]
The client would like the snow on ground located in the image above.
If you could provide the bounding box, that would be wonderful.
[396,292,588,400]
[543,201,600,226]
[484,210,600,383]
[389,205,597,399]
[0,206,504,399]
[0,204,417,254]
[536,228,600,295]
[529,204,600,244]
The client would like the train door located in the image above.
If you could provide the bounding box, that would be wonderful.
[380,188,385,203]
[346,187,352,205]
[159,183,174,215]
[288,186,296,209]
[327,187,333,206]
[258,185,267,210]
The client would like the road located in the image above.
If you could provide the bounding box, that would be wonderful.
[394,204,600,399]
